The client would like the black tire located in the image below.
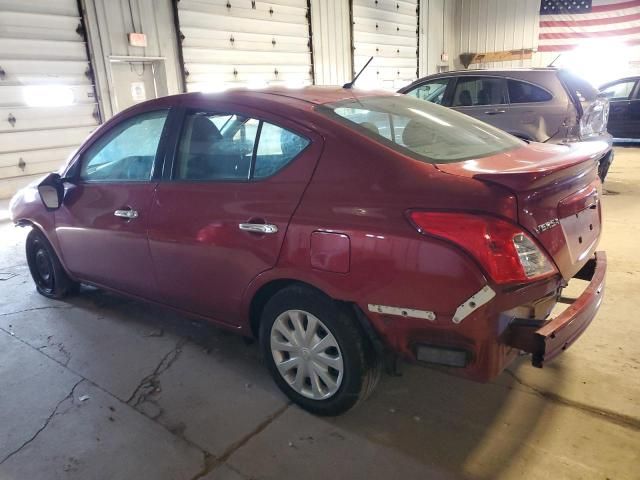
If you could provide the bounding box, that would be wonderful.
[259,284,381,416]
[26,229,79,299]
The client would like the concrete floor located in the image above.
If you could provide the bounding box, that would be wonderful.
[0,148,638,480]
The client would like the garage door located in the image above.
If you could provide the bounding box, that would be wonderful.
[0,0,99,199]
[352,0,419,89]
[176,0,314,91]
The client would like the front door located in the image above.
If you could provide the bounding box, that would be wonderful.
[627,82,640,139]
[147,108,322,324]
[601,79,638,139]
[55,109,170,298]
[449,76,512,133]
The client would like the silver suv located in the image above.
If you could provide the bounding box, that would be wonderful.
[399,68,613,179]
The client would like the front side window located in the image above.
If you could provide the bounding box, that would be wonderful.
[175,112,309,181]
[508,80,553,103]
[320,95,522,163]
[80,110,168,182]
[406,79,449,105]
[600,80,636,100]
[452,77,507,107]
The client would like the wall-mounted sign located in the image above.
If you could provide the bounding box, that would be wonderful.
[128,32,147,47]
[130,82,146,102]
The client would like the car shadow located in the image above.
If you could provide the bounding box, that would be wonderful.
[62,286,562,480]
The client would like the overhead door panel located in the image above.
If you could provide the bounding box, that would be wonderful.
[0,0,99,198]
[352,0,418,90]
[176,0,313,91]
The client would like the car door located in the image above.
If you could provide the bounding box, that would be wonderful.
[504,78,566,142]
[449,76,510,130]
[600,79,638,138]
[55,109,170,299]
[629,81,640,140]
[147,106,322,325]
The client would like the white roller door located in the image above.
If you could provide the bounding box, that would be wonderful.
[0,0,100,198]
[176,0,314,91]
[352,0,419,90]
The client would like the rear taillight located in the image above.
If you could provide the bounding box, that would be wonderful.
[408,211,557,284]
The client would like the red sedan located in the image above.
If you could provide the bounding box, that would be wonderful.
[9,87,607,415]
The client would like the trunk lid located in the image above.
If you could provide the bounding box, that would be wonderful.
[435,141,609,280]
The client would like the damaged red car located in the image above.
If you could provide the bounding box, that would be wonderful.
[10,88,607,415]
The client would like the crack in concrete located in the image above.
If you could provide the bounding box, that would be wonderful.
[0,305,72,317]
[126,338,187,406]
[188,403,291,480]
[504,369,640,431]
[1,325,215,457]
[0,379,83,465]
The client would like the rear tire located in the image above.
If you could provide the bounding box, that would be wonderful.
[26,229,79,299]
[259,285,381,416]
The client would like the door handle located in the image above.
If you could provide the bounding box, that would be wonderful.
[114,209,139,219]
[484,109,506,115]
[239,223,278,234]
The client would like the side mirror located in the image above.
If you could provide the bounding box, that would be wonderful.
[37,173,64,210]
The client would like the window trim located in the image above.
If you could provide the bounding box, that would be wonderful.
[450,75,509,108]
[166,108,312,184]
[505,77,555,105]
[72,108,172,185]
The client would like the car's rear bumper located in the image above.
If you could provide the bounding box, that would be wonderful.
[504,251,606,367]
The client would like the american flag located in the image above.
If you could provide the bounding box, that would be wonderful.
[539,0,640,52]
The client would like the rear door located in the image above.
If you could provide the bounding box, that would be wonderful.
[504,78,566,142]
[450,76,511,130]
[600,79,638,138]
[147,106,322,324]
[55,109,170,298]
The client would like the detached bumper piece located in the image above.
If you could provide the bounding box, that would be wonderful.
[506,252,606,367]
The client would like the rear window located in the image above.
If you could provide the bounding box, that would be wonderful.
[508,80,553,103]
[558,70,598,102]
[317,95,522,163]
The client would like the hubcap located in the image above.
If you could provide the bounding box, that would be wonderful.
[270,310,344,400]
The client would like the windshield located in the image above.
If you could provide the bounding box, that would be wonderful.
[317,95,522,163]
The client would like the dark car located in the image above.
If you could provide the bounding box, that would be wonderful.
[10,88,607,415]
[399,68,614,180]
[599,76,640,141]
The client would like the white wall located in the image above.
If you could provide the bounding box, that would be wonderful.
[455,0,540,69]
[454,0,640,84]
[419,0,457,76]
[311,0,352,85]
[81,0,183,119]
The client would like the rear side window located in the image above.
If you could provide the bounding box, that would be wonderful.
[175,113,308,181]
[508,80,553,103]
[452,77,507,107]
[81,110,168,182]
[600,80,636,100]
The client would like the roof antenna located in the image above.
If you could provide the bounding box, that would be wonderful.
[343,56,374,89]
[548,54,562,67]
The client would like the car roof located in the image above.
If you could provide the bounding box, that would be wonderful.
[148,86,393,108]
[424,67,561,78]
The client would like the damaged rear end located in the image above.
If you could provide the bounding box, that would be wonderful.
[436,140,609,368]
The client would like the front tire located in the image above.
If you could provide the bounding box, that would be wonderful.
[259,285,380,416]
[26,229,78,299]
